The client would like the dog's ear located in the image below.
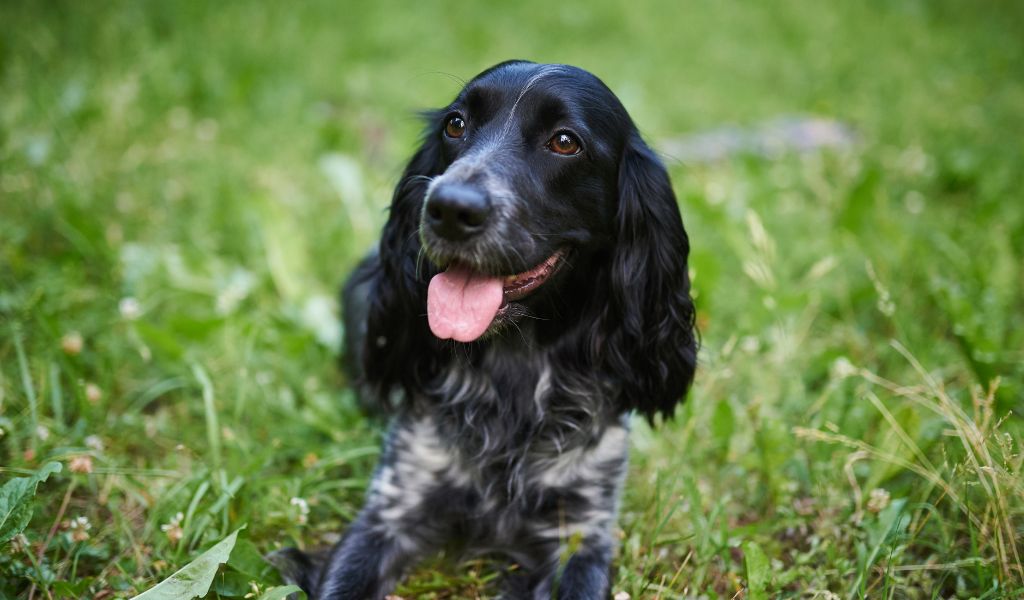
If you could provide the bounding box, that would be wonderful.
[601,131,697,421]
[349,120,446,403]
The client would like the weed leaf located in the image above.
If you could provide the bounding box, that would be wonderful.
[257,585,303,600]
[227,538,276,580]
[854,498,909,595]
[132,527,244,600]
[742,540,770,600]
[0,461,62,544]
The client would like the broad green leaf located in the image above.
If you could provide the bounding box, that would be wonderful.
[742,540,770,600]
[257,585,304,600]
[227,538,274,579]
[866,498,909,549]
[212,571,251,597]
[854,498,909,595]
[0,461,62,544]
[132,527,244,600]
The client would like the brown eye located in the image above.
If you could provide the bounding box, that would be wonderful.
[445,115,466,138]
[547,131,581,155]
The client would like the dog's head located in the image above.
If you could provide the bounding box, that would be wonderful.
[358,61,697,420]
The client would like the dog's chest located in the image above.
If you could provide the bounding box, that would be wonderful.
[367,351,629,550]
[378,412,628,542]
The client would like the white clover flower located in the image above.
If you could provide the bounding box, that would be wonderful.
[831,357,857,379]
[290,497,310,525]
[85,382,103,403]
[85,435,104,452]
[119,296,142,320]
[69,516,92,542]
[69,455,94,474]
[161,512,185,544]
[867,488,891,513]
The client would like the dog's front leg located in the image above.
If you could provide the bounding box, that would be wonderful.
[315,511,418,600]
[556,540,614,600]
[316,416,457,599]
[509,537,612,600]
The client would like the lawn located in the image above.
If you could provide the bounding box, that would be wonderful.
[2,1,1023,598]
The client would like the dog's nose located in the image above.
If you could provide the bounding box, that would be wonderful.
[425,183,492,241]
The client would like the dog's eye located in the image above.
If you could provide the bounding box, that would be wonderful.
[547,131,581,155]
[445,115,466,138]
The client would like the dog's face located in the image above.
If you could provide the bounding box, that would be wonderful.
[361,60,697,419]
[419,62,632,342]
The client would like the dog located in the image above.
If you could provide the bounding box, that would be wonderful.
[275,60,697,599]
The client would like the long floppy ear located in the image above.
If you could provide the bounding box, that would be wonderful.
[343,121,446,405]
[602,131,697,421]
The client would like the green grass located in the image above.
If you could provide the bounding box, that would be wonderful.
[2,0,1023,597]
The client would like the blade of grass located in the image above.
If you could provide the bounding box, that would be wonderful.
[12,323,38,449]
[48,361,63,428]
[191,363,221,467]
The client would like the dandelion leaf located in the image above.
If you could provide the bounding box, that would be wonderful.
[131,527,243,600]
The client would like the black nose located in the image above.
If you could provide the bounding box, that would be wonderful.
[424,183,492,241]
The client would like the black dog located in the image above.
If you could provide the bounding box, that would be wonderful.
[277,60,697,599]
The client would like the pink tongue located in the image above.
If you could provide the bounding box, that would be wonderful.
[427,265,504,342]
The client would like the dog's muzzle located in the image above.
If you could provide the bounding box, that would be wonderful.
[424,182,493,242]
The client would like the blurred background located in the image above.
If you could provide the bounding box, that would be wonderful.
[2,1,1022,598]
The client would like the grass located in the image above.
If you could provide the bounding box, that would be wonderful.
[2,0,1023,597]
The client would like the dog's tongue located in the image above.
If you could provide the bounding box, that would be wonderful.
[427,265,504,342]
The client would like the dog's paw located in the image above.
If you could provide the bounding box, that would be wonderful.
[265,547,326,599]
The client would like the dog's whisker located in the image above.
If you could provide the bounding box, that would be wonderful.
[420,70,468,87]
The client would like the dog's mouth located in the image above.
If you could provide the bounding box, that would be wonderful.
[426,248,568,342]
